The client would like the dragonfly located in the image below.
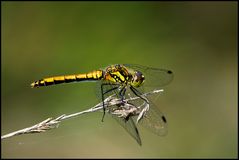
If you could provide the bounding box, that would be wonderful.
[31,64,173,145]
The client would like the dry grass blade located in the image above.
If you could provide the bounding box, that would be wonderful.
[1,89,163,140]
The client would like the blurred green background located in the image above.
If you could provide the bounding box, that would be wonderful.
[1,2,237,158]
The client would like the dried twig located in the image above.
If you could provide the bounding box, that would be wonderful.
[1,89,163,140]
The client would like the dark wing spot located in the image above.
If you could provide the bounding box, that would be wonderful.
[167,70,173,74]
[162,116,167,123]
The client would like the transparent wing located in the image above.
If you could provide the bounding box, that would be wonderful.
[111,114,142,146]
[95,81,142,145]
[124,64,174,92]
[138,97,168,136]
[110,85,168,137]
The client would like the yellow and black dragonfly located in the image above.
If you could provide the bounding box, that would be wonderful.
[31,64,173,145]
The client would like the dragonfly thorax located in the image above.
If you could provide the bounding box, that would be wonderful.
[103,65,145,87]
[104,65,132,85]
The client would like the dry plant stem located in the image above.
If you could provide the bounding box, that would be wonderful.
[1,89,164,140]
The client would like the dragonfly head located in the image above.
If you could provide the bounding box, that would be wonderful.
[131,71,145,87]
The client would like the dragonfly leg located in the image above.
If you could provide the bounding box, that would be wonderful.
[118,86,126,102]
[130,86,148,104]
[101,83,119,122]
[130,86,151,122]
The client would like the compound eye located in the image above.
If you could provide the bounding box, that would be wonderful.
[135,71,144,81]
[132,71,145,87]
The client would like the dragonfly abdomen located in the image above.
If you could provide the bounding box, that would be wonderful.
[31,70,103,88]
